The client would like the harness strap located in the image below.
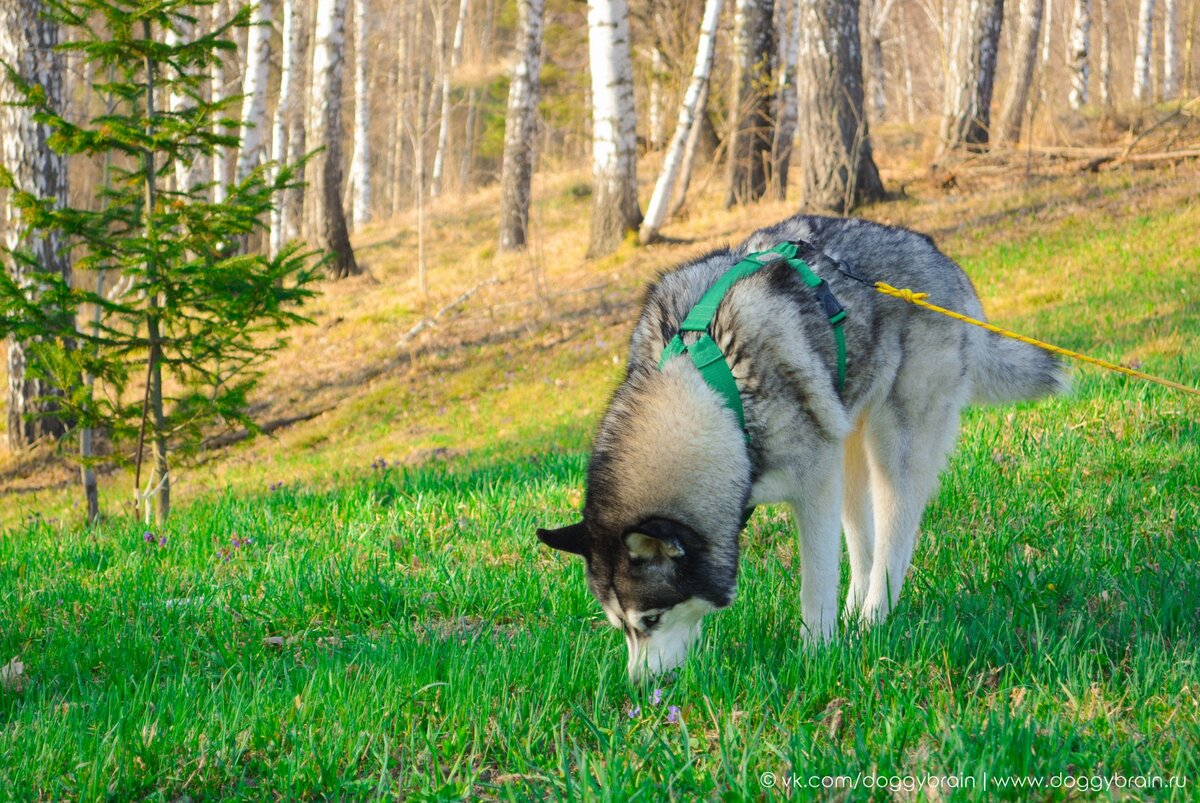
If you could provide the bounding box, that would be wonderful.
[658,241,848,437]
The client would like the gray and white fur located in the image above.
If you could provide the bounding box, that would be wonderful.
[538,215,1068,683]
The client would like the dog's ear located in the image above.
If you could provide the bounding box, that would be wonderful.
[537,521,590,557]
[625,518,691,561]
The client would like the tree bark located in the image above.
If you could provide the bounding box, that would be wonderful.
[1133,0,1155,103]
[938,0,1005,156]
[349,0,371,226]
[997,0,1045,142]
[166,16,207,193]
[307,0,359,278]
[726,0,775,207]
[586,0,641,258]
[1162,0,1178,99]
[210,0,228,203]
[640,0,723,242]
[431,0,469,198]
[0,0,70,449]
[667,79,710,219]
[772,0,800,199]
[1098,0,1112,106]
[498,0,545,251]
[1068,0,1091,108]
[236,0,274,181]
[270,0,302,257]
[796,0,884,212]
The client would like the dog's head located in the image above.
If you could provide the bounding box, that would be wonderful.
[537,364,751,683]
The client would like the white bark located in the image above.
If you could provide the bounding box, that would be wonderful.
[308,0,359,277]
[1041,0,1054,64]
[640,0,723,243]
[586,0,640,257]
[211,0,228,202]
[1068,0,1090,108]
[498,0,544,250]
[0,0,70,448]
[1163,0,1178,99]
[1098,0,1111,105]
[270,0,301,256]
[997,0,1045,142]
[938,0,1005,154]
[1133,0,1156,102]
[350,0,371,226]
[773,0,800,194]
[431,0,469,198]
[166,17,207,192]
[236,0,274,181]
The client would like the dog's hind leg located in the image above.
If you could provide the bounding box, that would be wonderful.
[841,417,874,620]
[788,443,845,643]
[859,388,965,624]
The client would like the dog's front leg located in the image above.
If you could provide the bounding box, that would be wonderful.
[789,446,844,643]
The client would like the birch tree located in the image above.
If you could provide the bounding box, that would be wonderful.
[726,0,775,206]
[938,0,1005,155]
[270,0,303,257]
[166,16,206,192]
[498,0,544,251]
[586,0,641,258]
[1133,0,1155,102]
[431,0,469,198]
[1098,0,1112,106]
[306,0,359,277]
[210,0,228,202]
[796,0,884,212]
[772,0,800,198]
[349,0,370,227]
[864,0,897,122]
[1163,0,1178,99]
[1,0,70,450]
[1068,0,1091,108]
[236,0,274,181]
[997,0,1044,142]
[639,0,722,243]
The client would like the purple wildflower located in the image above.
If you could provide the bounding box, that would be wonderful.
[158,536,167,547]
[232,537,242,548]
[666,705,681,724]
[627,705,641,719]
[649,688,663,706]
[143,532,154,544]
[269,482,283,493]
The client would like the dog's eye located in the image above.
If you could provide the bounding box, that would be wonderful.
[641,614,661,630]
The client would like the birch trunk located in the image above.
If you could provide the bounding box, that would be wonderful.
[498,0,545,251]
[668,79,709,219]
[270,0,302,257]
[166,17,207,192]
[938,0,1005,155]
[726,0,775,206]
[997,0,1044,142]
[1098,0,1112,106]
[796,0,884,212]
[350,0,371,226]
[1068,0,1091,108]
[391,0,413,216]
[586,0,641,258]
[0,0,70,449]
[236,0,274,181]
[1162,0,1178,99]
[772,0,800,198]
[865,0,896,122]
[307,0,360,278]
[431,0,469,198]
[1133,0,1155,102]
[210,0,228,202]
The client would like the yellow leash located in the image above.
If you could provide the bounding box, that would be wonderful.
[873,282,1200,398]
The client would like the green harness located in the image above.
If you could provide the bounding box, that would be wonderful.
[657,241,847,436]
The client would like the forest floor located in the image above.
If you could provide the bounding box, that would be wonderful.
[1,126,1198,798]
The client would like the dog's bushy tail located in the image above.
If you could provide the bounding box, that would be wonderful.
[969,332,1070,405]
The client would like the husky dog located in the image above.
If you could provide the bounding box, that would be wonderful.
[538,215,1067,682]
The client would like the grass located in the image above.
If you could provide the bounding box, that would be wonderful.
[1,158,1198,798]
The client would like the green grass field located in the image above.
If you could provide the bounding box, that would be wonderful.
[2,170,1198,799]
